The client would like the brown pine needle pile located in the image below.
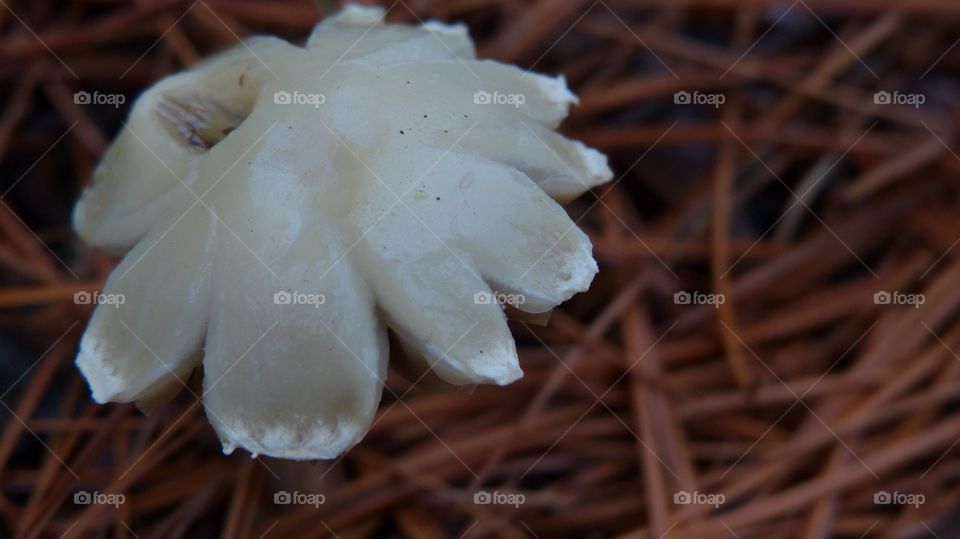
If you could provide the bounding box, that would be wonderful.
[0,0,959,537]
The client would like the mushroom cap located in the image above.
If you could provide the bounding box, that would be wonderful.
[73,3,613,460]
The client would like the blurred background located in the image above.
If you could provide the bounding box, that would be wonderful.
[1,0,959,537]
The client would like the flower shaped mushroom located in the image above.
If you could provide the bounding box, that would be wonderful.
[74,4,613,459]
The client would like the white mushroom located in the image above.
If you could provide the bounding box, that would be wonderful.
[73,3,613,460]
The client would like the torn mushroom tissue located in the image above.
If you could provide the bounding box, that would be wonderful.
[72,3,613,460]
